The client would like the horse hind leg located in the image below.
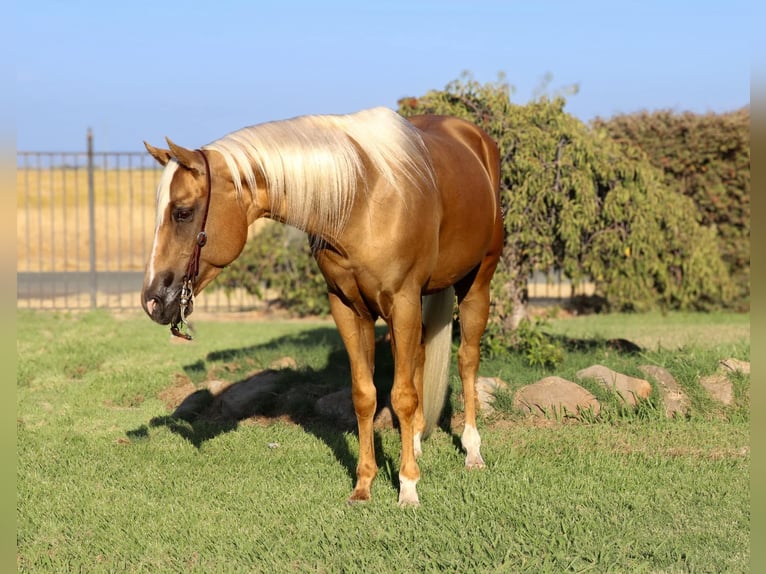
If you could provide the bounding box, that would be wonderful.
[456,258,500,469]
[456,292,488,469]
[412,338,426,459]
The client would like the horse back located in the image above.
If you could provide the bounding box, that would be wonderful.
[408,114,500,205]
[407,114,503,290]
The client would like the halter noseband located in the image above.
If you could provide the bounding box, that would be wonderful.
[171,149,212,340]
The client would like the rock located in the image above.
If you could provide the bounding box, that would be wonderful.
[269,356,298,370]
[314,389,398,430]
[719,358,750,375]
[695,358,748,406]
[373,405,395,430]
[638,365,690,418]
[606,338,642,354]
[315,388,357,429]
[206,379,231,396]
[476,377,509,413]
[699,372,734,406]
[217,370,283,420]
[513,376,600,418]
[576,364,652,406]
[172,389,214,421]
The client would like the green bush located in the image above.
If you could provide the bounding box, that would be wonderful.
[398,73,734,346]
[482,315,564,368]
[592,108,750,309]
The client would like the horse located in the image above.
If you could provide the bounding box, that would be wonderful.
[141,107,504,506]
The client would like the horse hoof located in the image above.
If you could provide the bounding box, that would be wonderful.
[398,476,420,507]
[465,455,486,470]
[398,497,420,508]
[347,489,371,505]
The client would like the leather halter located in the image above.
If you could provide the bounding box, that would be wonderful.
[170,149,212,340]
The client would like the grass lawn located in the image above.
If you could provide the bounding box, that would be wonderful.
[543,309,750,351]
[17,309,750,573]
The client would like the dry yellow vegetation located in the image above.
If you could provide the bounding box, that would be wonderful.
[17,166,591,305]
[17,167,160,272]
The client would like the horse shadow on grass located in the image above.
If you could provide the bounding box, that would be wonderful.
[128,325,456,493]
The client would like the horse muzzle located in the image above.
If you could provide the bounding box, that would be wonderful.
[142,293,182,325]
[142,279,191,326]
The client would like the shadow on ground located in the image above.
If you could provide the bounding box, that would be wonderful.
[127,325,456,490]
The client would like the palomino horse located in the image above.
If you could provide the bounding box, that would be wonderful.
[142,107,503,506]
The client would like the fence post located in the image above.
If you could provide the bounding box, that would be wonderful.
[87,128,97,308]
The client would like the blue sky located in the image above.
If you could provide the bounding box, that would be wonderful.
[16,0,751,151]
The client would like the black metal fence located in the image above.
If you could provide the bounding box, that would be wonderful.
[16,131,260,312]
[16,131,590,312]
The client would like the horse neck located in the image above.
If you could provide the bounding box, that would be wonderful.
[242,172,276,226]
[207,146,350,244]
[247,171,345,245]
[261,188,339,245]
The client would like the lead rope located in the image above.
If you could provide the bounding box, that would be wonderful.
[171,149,212,340]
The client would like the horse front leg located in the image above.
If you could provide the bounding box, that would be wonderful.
[388,295,425,506]
[328,293,378,503]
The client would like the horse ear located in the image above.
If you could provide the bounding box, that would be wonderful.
[166,138,205,174]
[144,141,172,166]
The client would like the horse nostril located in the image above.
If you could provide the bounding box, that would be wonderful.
[147,297,161,316]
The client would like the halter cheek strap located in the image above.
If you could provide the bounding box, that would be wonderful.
[186,149,212,282]
[171,149,213,340]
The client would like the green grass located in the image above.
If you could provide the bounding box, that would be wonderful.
[17,310,750,573]
[543,309,750,351]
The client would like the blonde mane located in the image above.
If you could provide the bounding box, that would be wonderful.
[203,107,437,237]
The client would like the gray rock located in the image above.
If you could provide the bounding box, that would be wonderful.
[313,388,396,430]
[269,356,298,370]
[476,377,509,413]
[206,379,231,396]
[218,370,282,420]
[576,364,652,406]
[699,372,734,406]
[373,405,395,430]
[696,358,748,406]
[638,365,690,418]
[172,388,214,421]
[315,388,357,429]
[719,358,750,375]
[513,376,600,418]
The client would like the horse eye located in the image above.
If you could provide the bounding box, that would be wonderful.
[173,208,193,223]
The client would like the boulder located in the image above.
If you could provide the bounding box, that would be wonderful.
[638,365,690,418]
[206,379,231,396]
[699,372,734,406]
[476,377,509,413]
[269,356,298,370]
[217,370,283,420]
[719,358,750,375]
[576,365,652,406]
[513,376,600,418]
[315,388,357,429]
[172,388,214,421]
[314,388,397,430]
[373,405,396,430]
[696,357,748,406]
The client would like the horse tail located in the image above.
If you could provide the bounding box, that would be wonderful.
[421,285,455,437]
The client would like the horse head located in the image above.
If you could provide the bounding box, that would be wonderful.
[141,139,250,331]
